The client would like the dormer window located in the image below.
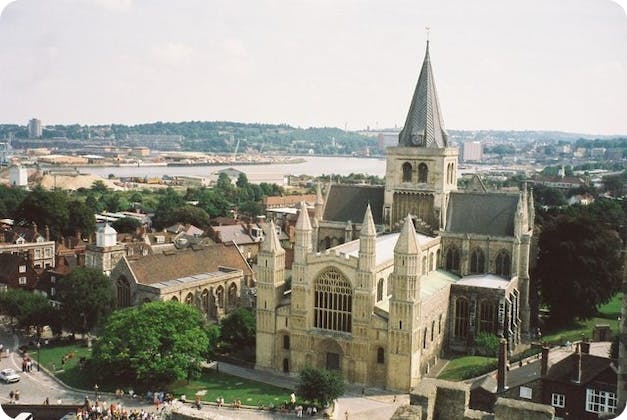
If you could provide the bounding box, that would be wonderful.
[36,236,44,243]
[16,237,25,244]
[155,235,165,244]
[19,265,26,273]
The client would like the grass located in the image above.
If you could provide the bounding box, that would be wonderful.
[170,370,292,407]
[437,355,497,381]
[35,342,291,405]
[542,293,622,345]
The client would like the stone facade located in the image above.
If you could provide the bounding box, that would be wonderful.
[255,43,534,391]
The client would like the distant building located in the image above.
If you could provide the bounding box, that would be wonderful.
[0,142,11,165]
[9,165,28,187]
[27,118,43,138]
[463,141,483,162]
[85,224,126,276]
[0,224,56,269]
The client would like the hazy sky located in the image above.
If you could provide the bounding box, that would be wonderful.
[1,0,626,135]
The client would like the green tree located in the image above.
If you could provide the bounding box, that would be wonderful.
[112,217,142,234]
[0,289,55,331]
[56,267,115,334]
[534,214,622,326]
[236,172,249,189]
[216,173,233,192]
[91,180,109,193]
[297,366,345,406]
[170,205,211,228]
[92,301,212,385]
[532,184,567,207]
[220,307,256,348]
[67,200,96,237]
[13,187,69,240]
[0,185,28,217]
[152,188,186,229]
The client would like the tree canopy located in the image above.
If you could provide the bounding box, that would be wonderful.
[219,307,256,349]
[0,289,58,332]
[534,213,623,325]
[297,366,345,406]
[56,267,115,334]
[12,187,70,240]
[92,301,212,385]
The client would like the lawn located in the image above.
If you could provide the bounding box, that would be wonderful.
[170,370,292,407]
[437,355,497,381]
[541,293,622,345]
[35,342,291,405]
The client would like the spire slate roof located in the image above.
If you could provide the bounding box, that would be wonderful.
[295,201,312,231]
[394,215,420,254]
[398,42,449,148]
[360,203,376,236]
[261,220,284,254]
[315,183,324,205]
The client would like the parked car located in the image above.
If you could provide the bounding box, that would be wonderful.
[0,368,20,383]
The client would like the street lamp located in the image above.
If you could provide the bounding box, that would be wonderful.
[94,384,99,401]
[36,342,41,372]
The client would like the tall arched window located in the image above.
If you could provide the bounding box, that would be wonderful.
[422,256,427,274]
[418,163,428,183]
[402,162,412,182]
[377,347,385,364]
[201,289,210,314]
[445,247,460,272]
[376,278,384,302]
[429,252,434,272]
[283,335,290,350]
[171,296,178,302]
[216,285,224,309]
[227,283,238,308]
[185,292,194,305]
[495,250,511,277]
[454,298,469,338]
[116,276,131,308]
[470,248,485,274]
[436,249,441,269]
[479,301,496,333]
[314,268,352,333]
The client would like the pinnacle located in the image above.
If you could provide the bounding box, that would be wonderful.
[360,203,376,236]
[295,202,312,231]
[394,215,420,254]
[262,220,284,254]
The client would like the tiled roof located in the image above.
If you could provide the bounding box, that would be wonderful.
[398,42,449,148]
[212,224,261,245]
[545,353,614,384]
[0,226,44,244]
[322,185,384,224]
[263,194,317,207]
[445,192,519,237]
[126,243,252,285]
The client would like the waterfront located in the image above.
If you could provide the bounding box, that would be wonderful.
[82,156,387,179]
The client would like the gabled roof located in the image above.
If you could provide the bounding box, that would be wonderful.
[322,184,384,224]
[124,243,253,285]
[445,192,519,237]
[545,353,615,385]
[0,226,45,244]
[398,42,449,148]
[212,223,261,245]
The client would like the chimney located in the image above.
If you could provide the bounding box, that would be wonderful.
[575,342,583,383]
[541,346,550,376]
[45,225,50,241]
[32,222,38,236]
[497,338,508,392]
[75,229,82,242]
[580,339,590,355]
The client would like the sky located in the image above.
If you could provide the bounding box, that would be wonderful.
[0,0,626,135]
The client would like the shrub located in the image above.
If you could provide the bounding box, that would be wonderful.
[474,332,500,357]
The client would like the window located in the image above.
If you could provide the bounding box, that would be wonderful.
[470,249,485,273]
[18,277,27,285]
[445,247,460,272]
[19,265,26,273]
[50,276,56,284]
[418,163,428,183]
[454,298,469,338]
[377,278,384,302]
[585,389,617,414]
[314,268,352,333]
[185,292,194,305]
[422,256,427,274]
[438,314,442,334]
[116,276,131,308]
[551,393,565,408]
[50,287,55,297]
[495,250,510,277]
[429,253,434,272]
[227,283,238,308]
[402,162,412,182]
[519,386,532,399]
[423,328,427,349]
[377,347,384,364]
[45,248,51,257]
[431,320,435,341]
[35,249,41,258]
[478,301,496,333]
[283,335,290,350]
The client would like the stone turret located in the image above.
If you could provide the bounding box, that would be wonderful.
[358,204,377,271]
[294,202,312,264]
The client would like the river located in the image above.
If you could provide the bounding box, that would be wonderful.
[82,156,387,179]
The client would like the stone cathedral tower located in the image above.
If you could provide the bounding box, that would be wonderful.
[383,42,458,232]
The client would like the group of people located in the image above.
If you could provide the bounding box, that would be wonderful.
[7,390,20,404]
[20,355,34,372]
[76,400,158,420]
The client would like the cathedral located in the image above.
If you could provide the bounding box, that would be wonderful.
[255,42,534,391]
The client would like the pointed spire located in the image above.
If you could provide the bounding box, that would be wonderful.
[295,202,312,231]
[398,41,448,148]
[261,220,284,254]
[360,203,376,236]
[394,215,420,254]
